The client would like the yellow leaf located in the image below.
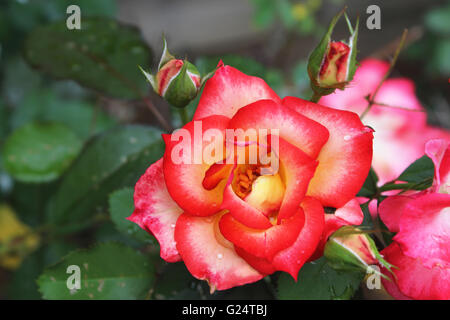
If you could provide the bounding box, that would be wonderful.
[0,204,40,270]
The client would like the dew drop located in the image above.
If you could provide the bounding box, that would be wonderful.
[343,135,351,141]
[217,253,223,259]
[170,223,175,228]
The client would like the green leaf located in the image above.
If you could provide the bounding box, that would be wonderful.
[94,222,148,247]
[359,201,374,228]
[277,258,363,300]
[1,57,42,106]
[425,4,450,35]
[45,125,164,227]
[379,155,435,193]
[8,241,77,300]
[357,168,379,197]
[9,181,57,227]
[0,100,10,143]
[38,242,156,300]
[2,122,82,183]
[10,89,115,140]
[397,155,434,186]
[24,17,153,99]
[109,188,155,244]
[431,39,450,75]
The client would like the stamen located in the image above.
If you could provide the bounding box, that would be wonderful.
[233,165,262,198]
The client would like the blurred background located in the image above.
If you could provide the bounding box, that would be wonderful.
[0,0,449,299]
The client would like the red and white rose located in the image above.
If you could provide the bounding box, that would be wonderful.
[129,63,373,291]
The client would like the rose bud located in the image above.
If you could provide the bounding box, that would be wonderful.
[324,226,395,278]
[140,38,201,108]
[318,41,350,86]
[307,9,359,100]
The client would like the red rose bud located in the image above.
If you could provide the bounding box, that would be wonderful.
[308,9,359,96]
[324,226,395,279]
[140,38,201,108]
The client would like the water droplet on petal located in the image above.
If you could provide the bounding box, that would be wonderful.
[217,253,223,259]
[344,135,351,141]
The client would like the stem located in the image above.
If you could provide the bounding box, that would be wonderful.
[310,91,322,103]
[142,97,173,132]
[360,29,408,120]
[178,107,189,126]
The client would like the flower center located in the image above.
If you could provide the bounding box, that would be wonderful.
[233,165,285,216]
[233,165,260,198]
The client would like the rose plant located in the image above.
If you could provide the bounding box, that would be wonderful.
[2,3,449,301]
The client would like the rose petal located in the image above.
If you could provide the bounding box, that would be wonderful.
[228,99,329,159]
[271,197,325,279]
[219,208,305,261]
[128,159,183,262]
[283,97,373,208]
[394,193,450,268]
[163,115,230,216]
[378,195,416,233]
[234,246,277,275]
[381,243,450,300]
[276,137,318,221]
[425,139,450,194]
[193,65,281,120]
[221,183,272,229]
[174,213,263,292]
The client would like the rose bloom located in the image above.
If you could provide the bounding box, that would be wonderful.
[129,64,373,291]
[378,139,450,300]
[320,59,450,185]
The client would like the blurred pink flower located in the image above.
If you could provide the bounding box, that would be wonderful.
[320,59,450,184]
[377,139,450,300]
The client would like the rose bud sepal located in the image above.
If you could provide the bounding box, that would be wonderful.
[324,226,395,280]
